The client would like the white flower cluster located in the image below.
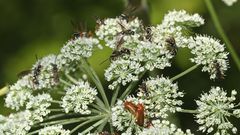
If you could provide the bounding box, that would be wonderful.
[30,54,61,90]
[95,16,143,49]
[5,75,32,110]
[60,36,101,64]
[105,59,144,90]
[139,120,193,135]
[189,35,229,79]
[61,81,97,114]
[26,93,52,122]
[39,125,70,135]
[152,10,204,48]
[222,0,238,6]
[101,10,206,90]
[132,41,173,71]
[5,80,53,122]
[138,76,184,118]
[195,87,239,134]
[0,111,33,135]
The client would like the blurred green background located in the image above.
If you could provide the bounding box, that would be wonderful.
[0,0,239,133]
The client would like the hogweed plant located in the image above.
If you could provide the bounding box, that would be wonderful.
[0,8,240,135]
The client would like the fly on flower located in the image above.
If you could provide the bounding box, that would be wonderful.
[32,56,42,85]
[138,82,149,97]
[110,37,131,61]
[118,21,135,36]
[100,37,131,64]
[50,56,60,84]
[94,16,105,31]
[71,20,93,39]
[144,26,152,42]
[165,36,178,56]
[213,60,225,79]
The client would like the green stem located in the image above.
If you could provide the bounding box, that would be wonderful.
[51,100,62,104]
[80,59,110,109]
[28,116,100,135]
[119,71,146,100]
[178,109,199,114]
[49,108,64,112]
[95,96,107,112]
[60,78,72,86]
[204,0,240,71]
[96,118,108,132]
[111,85,120,106]
[170,65,199,81]
[81,118,108,134]
[65,73,78,84]
[38,116,90,127]
[70,115,106,134]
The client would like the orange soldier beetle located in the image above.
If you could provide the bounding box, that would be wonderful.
[124,101,145,126]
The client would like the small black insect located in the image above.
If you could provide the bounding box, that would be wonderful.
[71,21,93,39]
[32,62,42,85]
[138,82,149,96]
[32,55,42,85]
[110,37,131,61]
[94,16,105,31]
[165,36,178,56]
[213,61,225,79]
[145,26,152,42]
[110,48,131,61]
[51,62,59,84]
[99,37,130,65]
[117,21,135,36]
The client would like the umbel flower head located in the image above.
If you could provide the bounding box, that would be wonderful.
[138,76,184,119]
[61,81,97,114]
[188,35,229,79]
[0,111,33,135]
[5,75,33,110]
[105,59,144,90]
[152,10,204,48]
[195,87,239,134]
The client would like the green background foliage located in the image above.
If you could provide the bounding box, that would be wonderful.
[0,0,239,132]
